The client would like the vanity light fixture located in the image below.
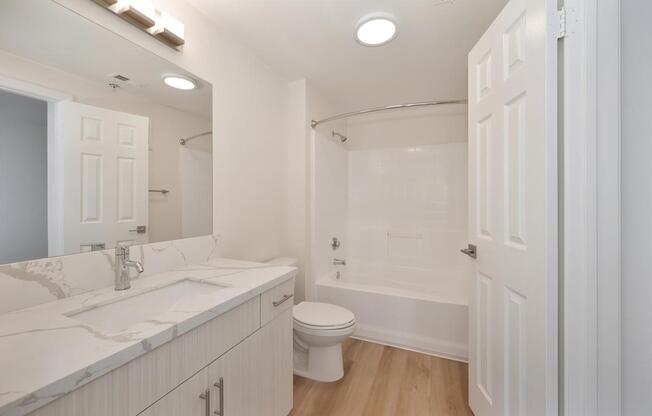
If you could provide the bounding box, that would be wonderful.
[163,75,196,90]
[92,0,185,49]
[111,0,157,29]
[150,12,185,47]
[355,15,398,47]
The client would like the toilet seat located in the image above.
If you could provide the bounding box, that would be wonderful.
[294,319,356,332]
[293,302,355,330]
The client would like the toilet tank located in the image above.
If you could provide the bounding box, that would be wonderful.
[266,257,298,268]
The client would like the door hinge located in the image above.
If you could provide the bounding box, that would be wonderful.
[557,6,567,39]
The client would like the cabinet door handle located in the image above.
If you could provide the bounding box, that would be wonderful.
[199,388,210,416]
[214,377,224,415]
[273,294,293,307]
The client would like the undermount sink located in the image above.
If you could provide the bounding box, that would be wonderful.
[67,280,228,333]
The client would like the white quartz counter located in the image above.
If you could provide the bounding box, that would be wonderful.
[0,258,296,416]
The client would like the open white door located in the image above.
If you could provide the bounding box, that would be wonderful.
[467,0,558,415]
[49,101,149,255]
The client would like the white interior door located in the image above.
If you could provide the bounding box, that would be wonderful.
[50,101,149,254]
[467,0,558,415]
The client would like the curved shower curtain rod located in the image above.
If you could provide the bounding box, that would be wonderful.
[179,131,212,146]
[310,99,468,129]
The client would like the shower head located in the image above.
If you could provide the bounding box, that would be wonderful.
[332,131,348,143]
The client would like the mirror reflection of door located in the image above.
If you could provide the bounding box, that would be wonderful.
[50,101,149,255]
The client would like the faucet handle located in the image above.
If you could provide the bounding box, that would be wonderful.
[115,245,129,257]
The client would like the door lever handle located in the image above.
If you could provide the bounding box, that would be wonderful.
[460,244,477,259]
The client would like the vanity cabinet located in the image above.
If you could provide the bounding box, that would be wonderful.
[137,368,208,416]
[139,308,292,416]
[29,281,294,416]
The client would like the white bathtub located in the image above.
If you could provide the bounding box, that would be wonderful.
[316,268,469,362]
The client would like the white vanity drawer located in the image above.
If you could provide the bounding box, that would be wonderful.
[260,278,295,326]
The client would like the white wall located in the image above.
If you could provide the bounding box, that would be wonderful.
[286,80,308,302]
[344,104,468,150]
[286,79,343,302]
[0,89,48,263]
[621,1,652,413]
[53,0,291,262]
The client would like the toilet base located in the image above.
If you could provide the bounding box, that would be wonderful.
[293,342,344,382]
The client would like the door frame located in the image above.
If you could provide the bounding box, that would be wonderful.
[561,0,621,414]
[0,74,72,256]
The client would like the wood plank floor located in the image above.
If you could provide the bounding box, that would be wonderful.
[290,339,474,416]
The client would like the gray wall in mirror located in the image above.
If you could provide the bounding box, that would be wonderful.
[0,0,213,264]
[0,90,48,263]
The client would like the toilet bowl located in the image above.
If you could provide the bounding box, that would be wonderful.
[292,301,356,382]
[264,257,355,382]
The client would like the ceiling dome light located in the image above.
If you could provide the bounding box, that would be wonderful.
[163,75,196,90]
[355,16,397,47]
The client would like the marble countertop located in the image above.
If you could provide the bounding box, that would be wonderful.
[0,258,296,416]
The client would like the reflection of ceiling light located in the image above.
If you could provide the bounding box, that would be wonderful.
[163,75,196,90]
[355,16,397,46]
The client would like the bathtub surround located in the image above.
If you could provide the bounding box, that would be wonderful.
[0,235,221,315]
[0,257,296,415]
[317,276,469,361]
[311,105,471,360]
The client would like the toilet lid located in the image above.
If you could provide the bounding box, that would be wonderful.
[293,302,355,328]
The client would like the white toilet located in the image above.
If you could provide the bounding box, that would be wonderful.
[265,257,355,383]
[292,301,355,382]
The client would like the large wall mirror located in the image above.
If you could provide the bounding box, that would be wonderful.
[0,0,213,264]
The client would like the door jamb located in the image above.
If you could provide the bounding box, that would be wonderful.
[562,0,621,414]
[0,75,72,257]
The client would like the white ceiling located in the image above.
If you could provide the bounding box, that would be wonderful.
[187,0,508,111]
[0,0,212,118]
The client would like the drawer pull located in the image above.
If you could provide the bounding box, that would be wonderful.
[199,388,210,416]
[214,377,224,415]
[272,294,293,307]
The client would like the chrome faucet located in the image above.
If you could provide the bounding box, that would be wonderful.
[333,258,346,266]
[115,246,144,290]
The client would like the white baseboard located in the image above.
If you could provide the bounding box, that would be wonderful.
[351,323,468,363]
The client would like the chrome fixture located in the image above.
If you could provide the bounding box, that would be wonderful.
[149,189,170,195]
[332,131,348,143]
[333,258,347,266]
[179,131,212,145]
[214,377,224,416]
[273,294,294,307]
[129,225,147,234]
[199,388,210,416]
[311,99,468,128]
[114,246,144,290]
[460,244,477,259]
[335,271,341,280]
[330,237,341,251]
